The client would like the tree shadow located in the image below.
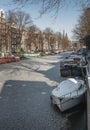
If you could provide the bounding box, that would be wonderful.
[0,55,65,86]
[0,80,70,130]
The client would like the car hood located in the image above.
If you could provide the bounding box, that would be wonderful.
[52,78,84,97]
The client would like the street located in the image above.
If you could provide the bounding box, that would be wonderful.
[0,54,86,130]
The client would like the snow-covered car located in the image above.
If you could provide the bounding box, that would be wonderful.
[50,78,87,112]
[60,53,86,77]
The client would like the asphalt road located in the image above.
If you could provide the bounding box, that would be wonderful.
[0,54,86,130]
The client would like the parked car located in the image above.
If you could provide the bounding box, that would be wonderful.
[50,78,87,112]
[60,52,86,77]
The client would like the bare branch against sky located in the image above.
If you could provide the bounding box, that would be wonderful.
[6,10,33,30]
[12,0,90,15]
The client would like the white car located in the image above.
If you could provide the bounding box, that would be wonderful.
[50,78,87,112]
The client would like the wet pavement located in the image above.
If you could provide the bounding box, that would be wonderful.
[0,54,87,130]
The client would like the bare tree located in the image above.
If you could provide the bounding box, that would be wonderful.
[62,34,71,50]
[6,10,33,30]
[73,7,90,41]
[6,10,33,52]
[44,28,53,34]
[49,34,56,52]
[55,32,62,50]
[12,0,90,15]
[44,27,54,51]
[38,31,44,52]
[26,25,40,52]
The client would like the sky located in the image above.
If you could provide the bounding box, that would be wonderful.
[0,0,82,40]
